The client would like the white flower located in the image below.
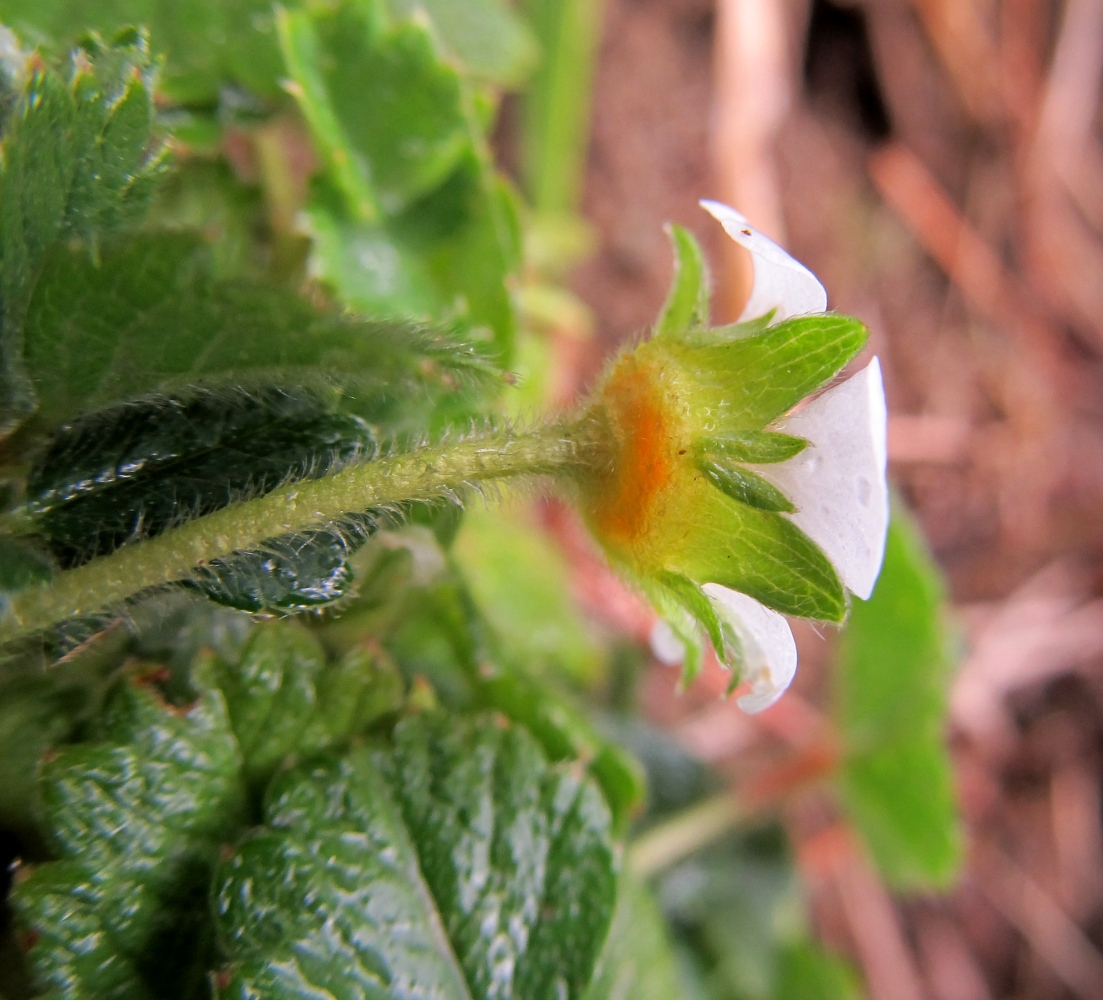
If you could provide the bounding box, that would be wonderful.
[649,202,889,712]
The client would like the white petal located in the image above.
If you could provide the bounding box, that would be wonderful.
[650,619,686,666]
[757,359,889,600]
[699,200,827,323]
[702,584,797,713]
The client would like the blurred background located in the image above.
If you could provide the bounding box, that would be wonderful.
[513,0,1103,997]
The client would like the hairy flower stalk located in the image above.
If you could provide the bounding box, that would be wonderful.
[2,203,887,707]
[0,422,596,642]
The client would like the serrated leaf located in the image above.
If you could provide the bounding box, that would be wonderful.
[26,386,375,566]
[0,30,163,422]
[389,0,539,86]
[381,565,646,829]
[655,224,710,338]
[202,621,403,788]
[280,0,468,218]
[20,233,497,429]
[214,713,618,1000]
[1,0,284,102]
[305,132,522,363]
[834,508,962,889]
[11,679,245,999]
[686,314,868,430]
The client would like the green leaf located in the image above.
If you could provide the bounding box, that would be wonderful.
[0,536,54,593]
[520,0,603,213]
[214,712,618,999]
[203,621,402,788]
[11,678,245,999]
[20,233,496,429]
[583,873,683,1000]
[834,508,962,889]
[655,224,710,338]
[26,386,376,566]
[389,0,539,86]
[280,0,468,218]
[189,519,378,614]
[452,503,603,684]
[697,457,796,513]
[1,0,285,102]
[307,150,523,363]
[685,314,868,430]
[0,29,163,422]
[772,943,862,1000]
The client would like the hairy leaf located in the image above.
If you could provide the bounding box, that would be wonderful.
[0,0,284,102]
[189,521,379,614]
[27,386,375,566]
[0,29,163,422]
[11,679,245,999]
[214,713,618,999]
[21,233,498,429]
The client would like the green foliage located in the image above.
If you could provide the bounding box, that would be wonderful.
[583,873,683,1000]
[0,0,284,102]
[12,679,245,999]
[214,713,617,999]
[834,509,962,889]
[282,0,523,361]
[201,621,403,788]
[20,234,494,430]
[390,0,538,86]
[27,386,376,565]
[0,28,164,422]
[520,0,603,214]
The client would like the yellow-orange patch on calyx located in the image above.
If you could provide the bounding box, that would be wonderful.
[589,355,681,552]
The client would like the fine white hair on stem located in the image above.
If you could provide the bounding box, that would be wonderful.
[699,199,827,323]
[703,584,798,713]
[756,358,889,600]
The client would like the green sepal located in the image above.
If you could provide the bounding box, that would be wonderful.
[654,224,710,338]
[634,573,705,686]
[664,485,847,622]
[685,313,867,430]
[654,571,725,662]
[697,457,796,513]
[698,430,807,465]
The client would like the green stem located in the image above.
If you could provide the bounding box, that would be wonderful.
[1,419,591,643]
